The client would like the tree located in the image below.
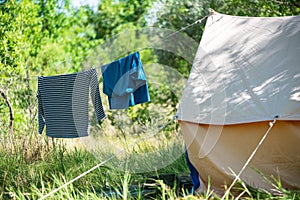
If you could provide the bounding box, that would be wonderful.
[210,0,300,17]
[0,0,97,134]
[93,0,154,39]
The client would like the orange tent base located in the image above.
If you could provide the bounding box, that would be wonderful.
[179,120,300,195]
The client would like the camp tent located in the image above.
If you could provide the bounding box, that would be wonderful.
[176,12,300,194]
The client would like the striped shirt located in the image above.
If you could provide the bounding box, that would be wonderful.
[37,68,106,138]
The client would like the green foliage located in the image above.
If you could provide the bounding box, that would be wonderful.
[0,0,101,133]
[210,0,300,17]
[1,0,300,199]
[0,0,41,77]
[93,0,153,39]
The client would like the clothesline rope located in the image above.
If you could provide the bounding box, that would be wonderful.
[1,13,210,81]
[38,119,174,200]
[221,116,278,200]
[38,14,210,199]
[120,14,210,58]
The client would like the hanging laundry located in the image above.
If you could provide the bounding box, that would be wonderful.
[37,68,106,138]
[101,52,150,109]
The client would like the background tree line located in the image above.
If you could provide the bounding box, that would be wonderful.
[0,0,299,138]
[0,0,299,198]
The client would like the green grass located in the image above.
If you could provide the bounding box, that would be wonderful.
[0,124,299,200]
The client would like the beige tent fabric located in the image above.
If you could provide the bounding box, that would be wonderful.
[176,13,300,125]
[180,120,300,194]
[176,12,300,194]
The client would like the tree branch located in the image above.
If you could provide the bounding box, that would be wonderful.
[0,89,14,134]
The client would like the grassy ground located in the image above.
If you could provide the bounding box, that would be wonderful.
[1,130,300,200]
[0,114,299,200]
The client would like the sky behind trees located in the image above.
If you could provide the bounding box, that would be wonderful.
[71,0,99,9]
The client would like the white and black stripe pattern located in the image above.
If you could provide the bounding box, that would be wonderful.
[37,68,105,138]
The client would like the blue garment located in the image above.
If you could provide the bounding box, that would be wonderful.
[37,68,106,138]
[185,150,200,192]
[101,52,150,109]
